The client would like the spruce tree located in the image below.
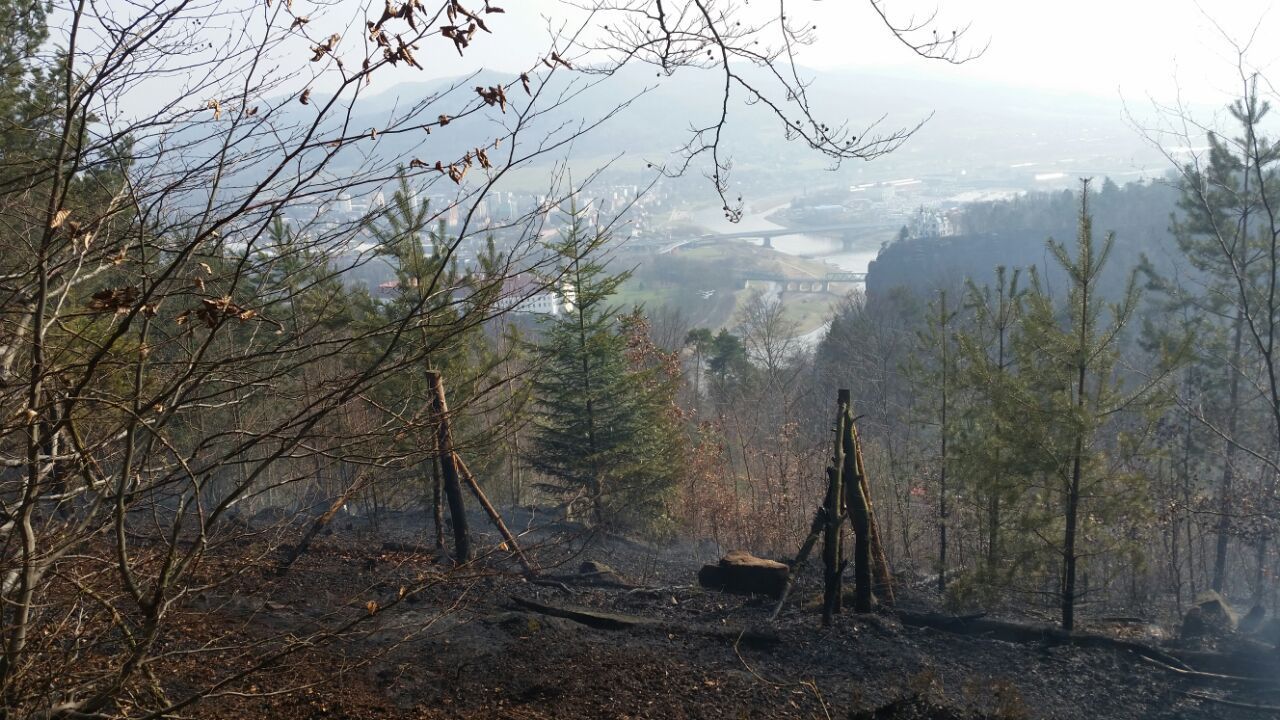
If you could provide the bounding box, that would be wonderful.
[529,207,678,529]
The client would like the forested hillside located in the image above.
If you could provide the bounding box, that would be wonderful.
[867,179,1181,299]
[4,0,1280,718]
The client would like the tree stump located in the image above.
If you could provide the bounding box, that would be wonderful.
[698,550,789,598]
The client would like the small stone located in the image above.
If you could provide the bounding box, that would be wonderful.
[578,560,616,575]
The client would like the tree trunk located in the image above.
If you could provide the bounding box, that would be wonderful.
[938,291,950,595]
[1213,311,1244,594]
[988,321,1007,572]
[431,455,445,550]
[850,421,894,606]
[1063,317,1089,631]
[843,409,873,613]
[822,390,849,626]
[454,453,535,575]
[428,371,470,562]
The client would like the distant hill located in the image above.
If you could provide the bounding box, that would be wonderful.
[865,178,1182,300]
[328,63,1166,186]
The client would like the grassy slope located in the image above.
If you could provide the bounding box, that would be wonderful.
[625,242,840,334]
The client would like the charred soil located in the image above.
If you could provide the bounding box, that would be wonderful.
[158,517,1277,719]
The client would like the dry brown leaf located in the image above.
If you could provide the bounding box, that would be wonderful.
[86,287,140,314]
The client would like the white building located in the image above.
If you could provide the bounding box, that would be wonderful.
[494,275,574,316]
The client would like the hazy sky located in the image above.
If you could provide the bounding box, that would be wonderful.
[404,0,1279,105]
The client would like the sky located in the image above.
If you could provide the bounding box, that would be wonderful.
[384,0,1280,106]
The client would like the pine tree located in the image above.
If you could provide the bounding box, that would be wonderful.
[955,267,1025,581]
[1012,179,1157,630]
[909,289,961,593]
[0,0,49,183]
[367,175,515,553]
[1160,89,1280,594]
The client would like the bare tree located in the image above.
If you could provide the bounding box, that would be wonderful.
[584,0,982,218]
[1135,27,1280,598]
[0,0,974,714]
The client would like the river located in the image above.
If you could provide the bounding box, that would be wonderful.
[688,204,882,275]
[687,203,887,346]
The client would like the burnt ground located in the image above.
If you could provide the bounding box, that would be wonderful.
[159,512,1280,719]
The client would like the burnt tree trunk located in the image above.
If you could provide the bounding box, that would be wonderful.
[453,453,535,575]
[850,421,895,606]
[1214,310,1244,594]
[431,455,445,550]
[843,408,873,613]
[770,508,826,621]
[822,389,850,626]
[428,371,471,563]
[277,473,369,575]
[938,291,951,596]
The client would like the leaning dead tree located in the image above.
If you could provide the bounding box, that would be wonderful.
[276,371,536,576]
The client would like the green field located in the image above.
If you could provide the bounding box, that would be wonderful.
[680,242,834,279]
[779,291,843,334]
[610,235,848,336]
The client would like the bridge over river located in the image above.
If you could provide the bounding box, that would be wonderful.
[740,270,867,293]
[627,220,897,255]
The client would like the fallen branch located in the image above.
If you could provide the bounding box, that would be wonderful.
[532,571,633,589]
[381,541,442,556]
[898,610,1191,670]
[277,473,370,575]
[509,595,656,630]
[453,453,536,575]
[510,595,782,647]
[1138,656,1280,688]
[1179,690,1280,711]
[1173,643,1280,679]
[769,508,825,621]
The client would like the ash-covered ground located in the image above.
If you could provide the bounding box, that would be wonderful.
[166,510,1278,719]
